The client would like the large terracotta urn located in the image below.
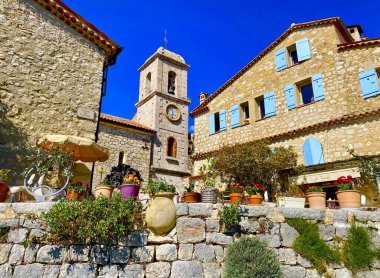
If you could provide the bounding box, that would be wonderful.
[146,192,176,235]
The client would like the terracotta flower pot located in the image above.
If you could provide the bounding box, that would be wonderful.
[307,192,326,209]
[248,194,263,205]
[183,192,199,203]
[336,190,360,209]
[229,193,243,204]
[94,185,114,199]
[66,189,84,201]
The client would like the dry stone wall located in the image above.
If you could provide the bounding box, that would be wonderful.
[0,0,106,185]
[1,202,380,277]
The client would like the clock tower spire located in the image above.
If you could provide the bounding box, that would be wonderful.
[135,47,191,186]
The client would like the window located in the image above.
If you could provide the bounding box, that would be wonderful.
[303,138,324,166]
[275,38,311,71]
[146,72,151,94]
[359,69,380,99]
[289,73,325,108]
[240,102,250,123]
[288,45,299,66]
[209,110,226,134]
[167,137,177,157]
[256,96,265,119]
[168,71,176,95]
[299,81,314,105]
[214,112,220,132]
[255,92,276,120]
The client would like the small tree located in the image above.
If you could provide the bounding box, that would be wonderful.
[214,141,299,199]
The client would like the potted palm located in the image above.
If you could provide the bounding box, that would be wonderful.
[183,182,200,203]
[306,186,326,209]
[66,181,87,201]
[200,158,218,203]
[246,183,264,205]
[334,175,360,209]
[229,184,244,204]
[0,169,10,202]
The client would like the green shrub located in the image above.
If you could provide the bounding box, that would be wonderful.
[42,192,144,244]
[219,203,241,229]
[287,218,340,274]
[343,225,375,271]
[224,237,282,278]
[141,178,175,195]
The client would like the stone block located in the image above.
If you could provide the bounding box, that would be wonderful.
[178,243,193,260]
[334,268,353,278]
[9,244,25,265]
[213,245,224,262]
[148,232,176,244]
[171,261,203,278]
[356,270,380,278]
[206,232,233,245]
[278,248,297,265]
[0,264,12,278]
[240,205,273,217]
[59,263,97,278]
[7,228,28,243]
[120,231,148,247]
[282,266,306,278]
[296,255,312,268]
[176,203,188,216]
[279,208,325,220]
[203,262,221,278]
[256,234,281,248]
[177,218,205,243]
[0,219,19,228]
[352,211,380,222]
[188,203,213,217]
[155,244,177,261]
[131,246,155,263]
[331,209,348,222]
[119,264,144,278]
[11,202,55,214]
[280,223,299,247]
[0,243,12,264]
[110,246,130,264]
[194,243,215,262]
[13,263,60,278]
[66,245,89,262]
[29,228,48,240]
[89,245,110,265]
[36,245,66,264]
[318,224,335,241]
[334,222,349,239]
[146,262,171,278]
[23,219,48,230]
[267,211,285,223]
[24,243,39,264]
[205,219,220,232]
[240,219,259,233]
[98,265,119,278]
[305,269,324,278]
[371,229,380,248]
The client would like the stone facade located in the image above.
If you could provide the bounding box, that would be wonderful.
[1,202,380,277]
[190,18,380,204]
[0,0,120,185]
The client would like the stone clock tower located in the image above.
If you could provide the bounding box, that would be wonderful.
[135,47,191,186]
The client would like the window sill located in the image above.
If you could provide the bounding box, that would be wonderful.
[166,156,178,162]
[255,115,276,122]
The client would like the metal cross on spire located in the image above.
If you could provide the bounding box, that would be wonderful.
[164,30,168,49]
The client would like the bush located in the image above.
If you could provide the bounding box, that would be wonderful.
[141,178,175,195]
[219,203,241,229]
[343,225,375,271]
[42,192,144,244]
[287,218,340,274]
[224,237,282,278]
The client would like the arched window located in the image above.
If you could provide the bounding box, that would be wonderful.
[167,137,177,157]
[146,72,151,94]
[118,151,124,166]
[303,138,324,166]
[168,71,176,95]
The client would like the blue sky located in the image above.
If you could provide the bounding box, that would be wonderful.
[64,0,380,133]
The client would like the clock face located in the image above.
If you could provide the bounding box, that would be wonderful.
[165,104,181,121]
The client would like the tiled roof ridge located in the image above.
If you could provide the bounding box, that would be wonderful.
[338,37,380,50]
[190,17,353,117]
[33,0,122,64]
[192,107,380,160]
[100,113,155,132]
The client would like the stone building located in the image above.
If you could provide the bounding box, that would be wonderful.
[190,17,380,205]
[0,0,121,184]
[95,47,191,187]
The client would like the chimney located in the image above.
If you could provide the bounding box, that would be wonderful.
[199,92,208,104]
[346,25,364,42]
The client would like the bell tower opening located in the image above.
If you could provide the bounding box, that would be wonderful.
[168,71,176,95]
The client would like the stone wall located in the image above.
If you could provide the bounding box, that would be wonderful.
[0,0,106,185]
[95,122,154,183]
[1,202,380,277]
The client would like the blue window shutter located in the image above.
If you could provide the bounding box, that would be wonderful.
[209,114,215,135]
[264,91,276,117]
[275,48,288,72]
[296,38,311,62]
[359,69,380,99]
[219,109,226,131]
[285,84,296,110]
[230,104,240,128]
[312,73,325,101]
[303,138,324,166]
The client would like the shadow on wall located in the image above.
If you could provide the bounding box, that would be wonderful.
[0,97,31,186]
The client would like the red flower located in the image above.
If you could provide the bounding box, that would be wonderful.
[347,175,352,179]
[255,183,264,191]
[333,181,339,186]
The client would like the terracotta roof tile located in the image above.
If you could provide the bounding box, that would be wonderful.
[100,113,155,133]
[337,38,380,50]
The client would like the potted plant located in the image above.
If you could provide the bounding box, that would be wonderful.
[229,184,244,204]
[119,173,142,200]
[183,182,199,203]
[66,181,87,201]
[199,158,218,203]
[0,169,10,202]
[219,203,241,234]
[246,183,264,205]
[334,175,360,209]
[141,178,176,198]
[94,178,115,199]
[277,183,306,208]
[306,186,326,209]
